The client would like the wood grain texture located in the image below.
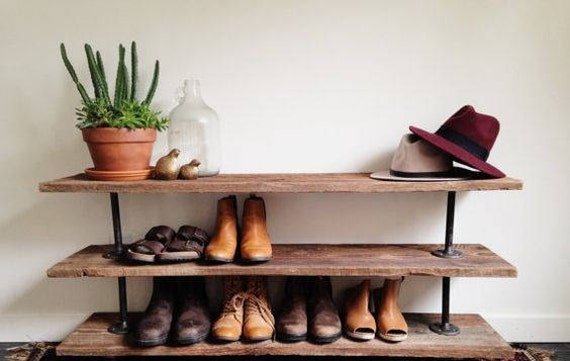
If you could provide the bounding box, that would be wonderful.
[39,173,523,193]
[57,313,513,359]
[47,244,517,278]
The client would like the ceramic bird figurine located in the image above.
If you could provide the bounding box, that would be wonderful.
[154,149,180,180]
[179,159,201,180]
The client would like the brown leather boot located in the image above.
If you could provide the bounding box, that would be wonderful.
[308,276,341,343]
[205,196,239,263]
[374,277,408,342]
[173,277,211,345]
[240,195,272,262]
[276,276,308,342]
[343,279,376,341]
[135,277,176,346]
[211,276,245,342]
[243,276,275,341]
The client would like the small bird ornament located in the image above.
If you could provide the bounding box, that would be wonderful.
[179,159,201,180]
[154,149,180,180]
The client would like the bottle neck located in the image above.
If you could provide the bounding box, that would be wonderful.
[182,79,205,105]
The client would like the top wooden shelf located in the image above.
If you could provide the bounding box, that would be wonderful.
[39,173,523,193]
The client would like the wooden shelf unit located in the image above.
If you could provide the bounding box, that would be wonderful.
[48,244,517,278]
[40,173,523,359]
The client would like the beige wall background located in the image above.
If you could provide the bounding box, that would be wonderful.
[1,0,569,342]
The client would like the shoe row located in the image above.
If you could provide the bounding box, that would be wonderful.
[127,194,273,264]
[134,276,407,346]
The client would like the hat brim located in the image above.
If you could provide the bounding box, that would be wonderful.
[370,167,476,182]
[409,126,506,178]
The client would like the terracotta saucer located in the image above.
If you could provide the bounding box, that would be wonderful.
[84,167,154,181]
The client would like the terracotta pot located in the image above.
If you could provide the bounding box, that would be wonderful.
[82,128,157,172]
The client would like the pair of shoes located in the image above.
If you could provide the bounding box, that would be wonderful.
[276,276,342,344]
[343,279,376,341]
[135,277,211,346]
[373,277,408,342]
[211,276,275,342]
[127,225,210,263]
[205,195,272,263]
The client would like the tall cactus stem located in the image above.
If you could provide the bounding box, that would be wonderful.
[96,51,109,96]
[60,43,91,104]
[130,41,138,101]
[143,60,159,105]
[85,44,111,105]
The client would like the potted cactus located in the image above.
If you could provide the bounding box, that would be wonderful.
[60,42,168,180]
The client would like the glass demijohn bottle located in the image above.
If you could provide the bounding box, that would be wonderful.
[167,79,221,177]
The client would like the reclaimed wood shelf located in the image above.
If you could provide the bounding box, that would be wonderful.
[39,173,523,193]
[57,312,513,359]
[47,244,517,278]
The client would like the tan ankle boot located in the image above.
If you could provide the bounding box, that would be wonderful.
[243,276,275,341]
[211,276,245,342]
[205,196,239,263]
[374,277,408,342]
[343,279,376,341]
[240,195,272,262]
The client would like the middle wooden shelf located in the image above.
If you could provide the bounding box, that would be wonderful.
[47,243,516,278]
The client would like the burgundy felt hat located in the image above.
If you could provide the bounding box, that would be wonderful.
[409,105,506,178]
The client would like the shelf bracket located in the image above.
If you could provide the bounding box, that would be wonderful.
[430,276,460,336]
[431,191,463,259]
[104,192,129,335]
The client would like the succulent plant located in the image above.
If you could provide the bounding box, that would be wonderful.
[60,41,168,130]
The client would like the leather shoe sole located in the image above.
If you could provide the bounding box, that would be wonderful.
[310,332,342,344]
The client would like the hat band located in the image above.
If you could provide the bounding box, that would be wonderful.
[389,169,454,178]
[436,127,489,161]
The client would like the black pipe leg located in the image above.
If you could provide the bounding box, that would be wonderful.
[432,191,463,259]
[430,277,460,336]
[103,192,129,334]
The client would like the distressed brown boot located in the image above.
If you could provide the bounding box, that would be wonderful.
[243,276,275,341]
[276,276,308,342]
[211,276,245,342]
[308,276,341,343]
[374,277,408,342]
[343,279,376,341]
[135,277,176,346]
[205,196,239,263]
[240,195,272,262]
[173,277,211,345]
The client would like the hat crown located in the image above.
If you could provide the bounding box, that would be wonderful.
[391,134,452,174]
[436,105,500,156]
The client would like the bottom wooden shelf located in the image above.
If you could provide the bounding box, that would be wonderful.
[57,313,513,359]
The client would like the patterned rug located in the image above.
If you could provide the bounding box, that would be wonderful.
[4,342,556,361]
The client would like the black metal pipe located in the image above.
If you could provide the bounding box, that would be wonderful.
[429,277,460,336]
[106,193,129,334]
[110,192,124,255]
[432,191,463,259]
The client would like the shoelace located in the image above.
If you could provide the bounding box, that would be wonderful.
[220,292,247,322]
[245,294,275,337]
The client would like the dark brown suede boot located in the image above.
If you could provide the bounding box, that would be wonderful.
[135,277,176,346]
[308,276,341,343]
[173,277,211,345]
[276,277,308,342]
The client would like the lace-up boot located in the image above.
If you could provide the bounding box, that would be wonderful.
[173,277,211,345]
[135,277,176,346]
[211,276,245,342]
[243,276,275,341]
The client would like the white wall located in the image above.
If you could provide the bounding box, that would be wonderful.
[1,0,569,343]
